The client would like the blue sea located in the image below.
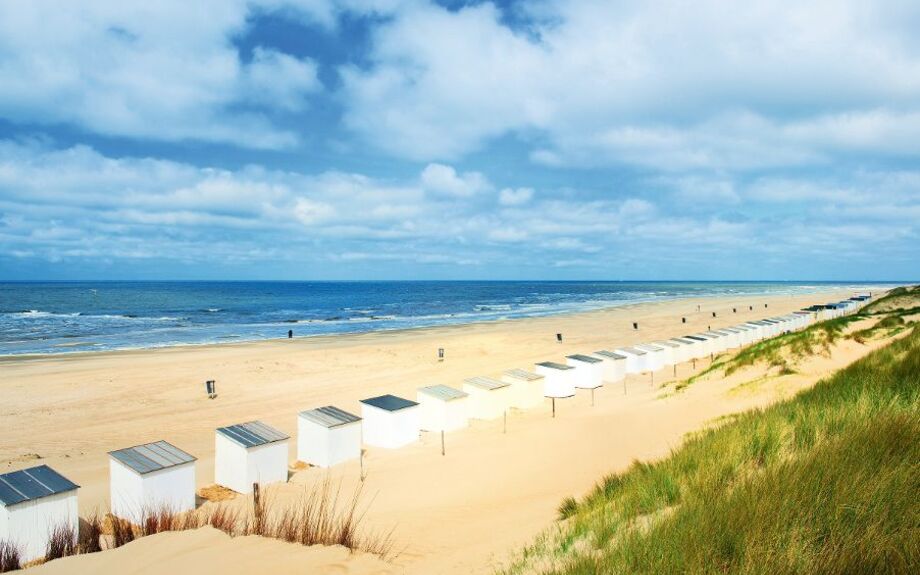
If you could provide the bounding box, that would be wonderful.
[0,281,884,356]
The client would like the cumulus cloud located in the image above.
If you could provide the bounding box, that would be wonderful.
[420,163,490,197]
[340,0,920,171]
[499,187,534,206]
[0,1,326,148]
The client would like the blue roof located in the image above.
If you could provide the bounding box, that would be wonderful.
[360,394,418,411]
[0,465,79,507]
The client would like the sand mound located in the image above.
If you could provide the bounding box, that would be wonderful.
[30,527,395,575]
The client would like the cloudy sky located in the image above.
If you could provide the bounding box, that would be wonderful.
[0,0,918,280]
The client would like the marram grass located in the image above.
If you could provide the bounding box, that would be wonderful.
[499,325,920,575]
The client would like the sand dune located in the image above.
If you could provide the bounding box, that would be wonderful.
[3,289,883,574]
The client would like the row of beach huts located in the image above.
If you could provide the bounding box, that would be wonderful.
[0,295,872,561]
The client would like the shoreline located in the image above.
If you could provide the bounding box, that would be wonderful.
[0,286,872,363]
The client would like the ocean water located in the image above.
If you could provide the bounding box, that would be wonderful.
[0,281,881,356]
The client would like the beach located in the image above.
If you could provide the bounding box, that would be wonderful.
[1,288,884,573]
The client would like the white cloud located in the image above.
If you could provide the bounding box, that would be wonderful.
[0,1,326,148]
[498,187,534,206]
[420,163,490,197]
[340,0,920,170]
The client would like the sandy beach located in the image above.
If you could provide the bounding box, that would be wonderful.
[1,288,885,574]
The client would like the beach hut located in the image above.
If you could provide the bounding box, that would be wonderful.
[669,338,695,363]
[614,347,648,374]
[746,321,767,341]
[417,385,469,432]
[215,421,289,494]
[109,441,196,523]
[635,344,665,371]
[717,328,741,349]
[652,340,681,366]
[502,369,545,409]
[592,350,627,383]
[463,376,513,420]
[297,406,362,468]
[360,394,420,449]
[0,465,79,563]
[685,334,712,357]
[733,325,754,346]
[565,354,604,390]
[534,361,576,398]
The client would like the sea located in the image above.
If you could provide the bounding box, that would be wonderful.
[0,281,888,356]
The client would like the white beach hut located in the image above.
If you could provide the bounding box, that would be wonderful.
[215,421,289,494]
[360,394,420,449]
[297,406,362,468]
[716,328,741,349]
[592,350,627,383]
[702,332,728,354]
[745,322,766,341]
[0,465,79,563]
[463,376,513,420]
[534,361,576,398]
[565,354,604,390]
[667,338,691,363]
[502,369,545,410]
[614,347,648,374]
[635,344,665,371]
[733,325,754,346]
[109,441,196,523]
[683,335,710,358]
[417,385,469,432]
[652,340,681,366]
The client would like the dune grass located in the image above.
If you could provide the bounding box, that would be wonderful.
[676,314,864,390]
[499,325,920,574]
[0,540,21,573]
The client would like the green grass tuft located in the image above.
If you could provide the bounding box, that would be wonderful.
[499,325,920,575]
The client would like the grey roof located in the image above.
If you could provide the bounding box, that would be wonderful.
[109,441,196,475]
[216,421,289,448]
[504,369,544,381]
[721,327,742,333]
[299,406,361,428]
[536,361,573,370]
[594,350,627,360]
[0,465,78,507]
[418,384,469,401]
[567,353,602,364]
[464,376,510,391]
[703,331,725,338]
[653,340,681,348]
[360,394,419,412]
[636,344,664,352]
[684,335,708,341]
[618,346,647,355]
[671,337,696,345]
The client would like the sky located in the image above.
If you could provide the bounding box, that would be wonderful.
[0,0,918,281]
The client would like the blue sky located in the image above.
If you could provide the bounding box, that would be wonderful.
[0,0,917,280]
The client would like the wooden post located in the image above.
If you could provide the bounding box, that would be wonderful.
[651,371,654,387]
[591,387,595,407]
[623,377,627,395]
[693,358,697,370]
[360,450,365,482]
[441,430,445,456]
[673,364,677,378]
[552,397,556,418]
[503,410,507,434]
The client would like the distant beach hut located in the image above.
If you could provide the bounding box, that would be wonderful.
[702,332,729,353]
[502,369,545,410]
[669,338,696,362]
[417,385,469,432]
[614,347,648,374]
[534,361,576,398]
[297,406,362,468]
[684,335,712,357]
[565,354,604,391]
[215,421,289,494]
[360,394,420,449]
[732,325,754,346]
[651,340,681,366]
[109,441,196,523]
[592,350,627,383]
[745,322,767,341]
[635,344,665,371]
[0,465,79,563]
[716,328,742,349]
[463,376,513,420]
